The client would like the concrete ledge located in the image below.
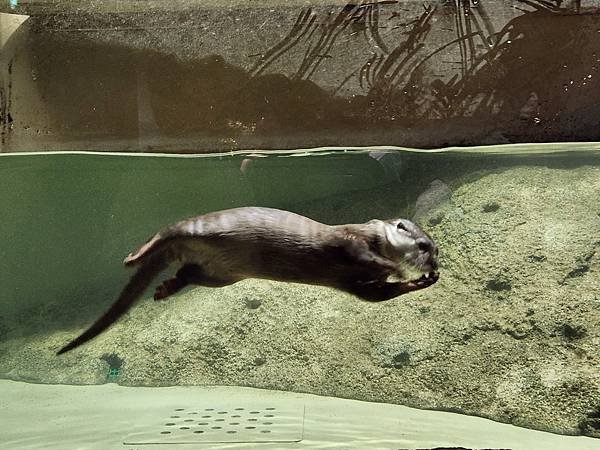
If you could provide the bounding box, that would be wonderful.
[1,379,599,449]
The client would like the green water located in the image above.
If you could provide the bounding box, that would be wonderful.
[0,150,388,326]
[1,144,599,331]
[1,144,600,443]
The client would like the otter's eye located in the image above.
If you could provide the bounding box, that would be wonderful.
[396,222,408,232]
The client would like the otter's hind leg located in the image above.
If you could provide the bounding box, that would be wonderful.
[154,264,235,300]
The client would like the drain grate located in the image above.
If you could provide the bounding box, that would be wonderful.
[123,403,304,444]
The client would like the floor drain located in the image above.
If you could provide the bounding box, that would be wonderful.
[124,403,304,444]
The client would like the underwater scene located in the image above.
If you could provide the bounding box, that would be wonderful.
[2,0,600,448]
[0,145,599,449]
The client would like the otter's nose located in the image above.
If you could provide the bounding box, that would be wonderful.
[416,238,433,253]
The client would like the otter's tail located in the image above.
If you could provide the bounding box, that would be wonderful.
[56,256,168,355]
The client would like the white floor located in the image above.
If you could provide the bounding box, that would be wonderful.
[1,380,599,450]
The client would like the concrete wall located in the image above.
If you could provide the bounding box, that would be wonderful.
[1,1,599,152]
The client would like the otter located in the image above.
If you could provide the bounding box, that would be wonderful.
[57,207,439,355]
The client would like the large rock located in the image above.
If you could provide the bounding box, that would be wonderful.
[1,165,599,437]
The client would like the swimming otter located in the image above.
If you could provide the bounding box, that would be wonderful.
[57,207,439,355]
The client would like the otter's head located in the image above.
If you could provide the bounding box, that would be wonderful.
[381,218,439,281]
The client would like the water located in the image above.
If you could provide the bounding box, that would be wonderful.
[1,144,599,448]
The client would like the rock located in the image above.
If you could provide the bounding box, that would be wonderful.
[412,178,452,225]
[244,298,262,309]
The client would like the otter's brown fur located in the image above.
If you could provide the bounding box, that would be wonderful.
[57,207,438,355]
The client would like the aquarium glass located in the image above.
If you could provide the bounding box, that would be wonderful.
[1,1,599,449]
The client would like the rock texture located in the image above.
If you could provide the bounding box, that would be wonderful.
[1,165,599,438]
